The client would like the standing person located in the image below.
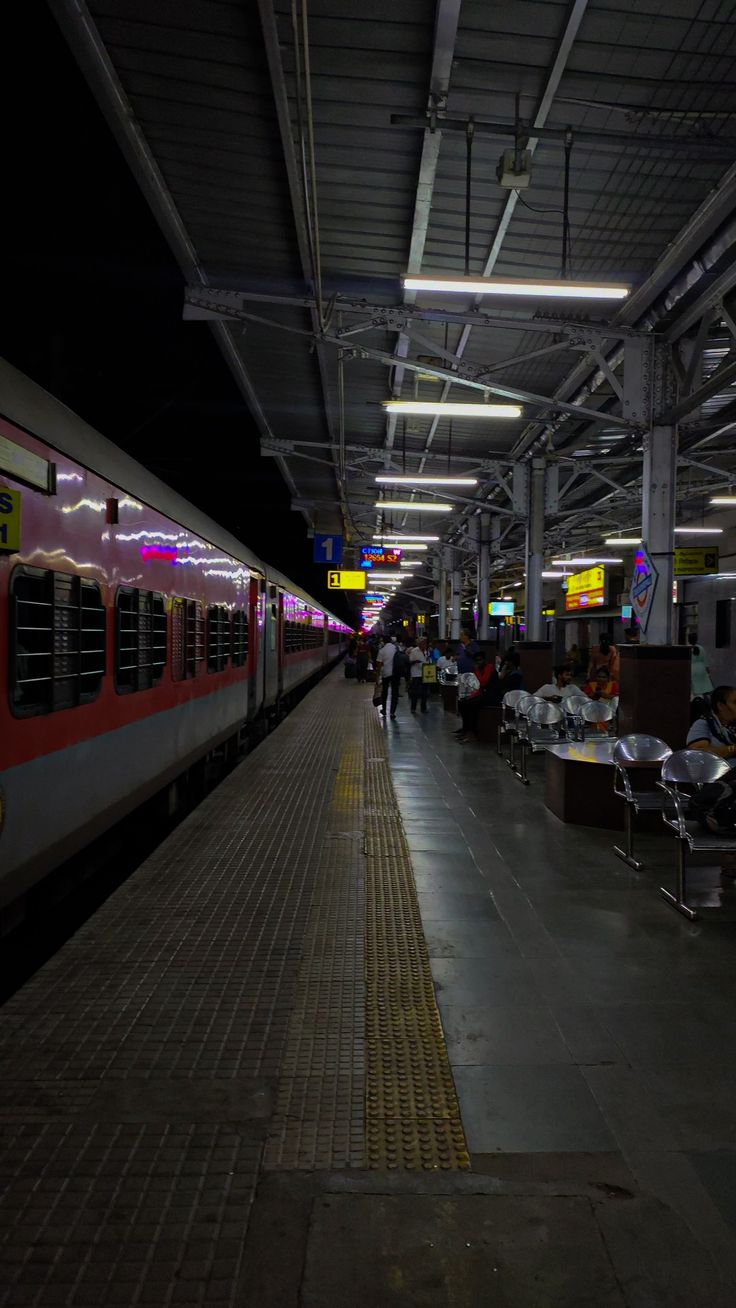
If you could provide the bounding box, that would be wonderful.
[355,637,370,683]
[376,636,399,720]
[456,630,479,673]
[689,633,713,699]
[408,637,430,714]
[566,642,581,675]
[588,633,620,682]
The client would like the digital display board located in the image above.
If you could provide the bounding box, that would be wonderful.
[489,601,515,616]
[361,545,402,568]
[565,565,605,611]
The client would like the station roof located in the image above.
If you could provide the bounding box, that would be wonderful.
[51,0,736,607]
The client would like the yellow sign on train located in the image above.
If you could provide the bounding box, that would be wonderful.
[0,486,21,551]
[327,569,366,590]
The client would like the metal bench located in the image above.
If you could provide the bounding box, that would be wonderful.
[515,700,566,785]
[658,749,735,920]
[580,699,616,739]
[612,734,672,870]
[497,688,528,759]
[504,692,540,771]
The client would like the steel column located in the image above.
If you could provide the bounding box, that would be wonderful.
[525,459,546,642]
[642,424,677,644]
[478,512,491,640]
[450,554,462,640]
[438,548,449,639]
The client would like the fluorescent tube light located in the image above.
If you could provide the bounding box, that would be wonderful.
[374,474,478,486]
[542,571,567,578]
[674,526,723,535]
[375,500,453,512]
[604,537,641,545]
[403,274,630,301]
[710,497,736,505]
[552,557,623,565]
[383,400,521,419]
[372,534,438,542]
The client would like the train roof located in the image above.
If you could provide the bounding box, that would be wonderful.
[0,358,346,624]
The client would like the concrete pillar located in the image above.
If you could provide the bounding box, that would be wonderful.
[641,423,677,645]
[438,549,448,639]
[478,512,491,640]
[525,458,546,641]
[450,552,462,641]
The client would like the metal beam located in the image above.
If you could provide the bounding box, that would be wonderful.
[257,0,343,530]
[49,0,306,520]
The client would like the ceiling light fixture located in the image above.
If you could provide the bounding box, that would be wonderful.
[710,497,736,505]
[674,526,723,535]
[383,400,521,419]
[375,500,453,512]
[603,537,642,546]
[552,557,623,565]
[542,571,567,578]
[372,534,438,543]
[403,274,629,301]
[374,474,478,486]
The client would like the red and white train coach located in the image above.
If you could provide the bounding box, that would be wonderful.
[0,359,351,916]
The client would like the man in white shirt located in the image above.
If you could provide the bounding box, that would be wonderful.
[376,637,399,719]
[408,638,430,714]
[535,665,578,703]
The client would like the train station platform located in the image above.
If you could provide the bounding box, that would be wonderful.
[2,668,736,1306]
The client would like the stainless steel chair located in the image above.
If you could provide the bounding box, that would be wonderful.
[581,699,616,738]
[658,749,734,920]
[508,692,541,772]
[612,735,672,870]
[497,688,528,758]
[515,700,565,785]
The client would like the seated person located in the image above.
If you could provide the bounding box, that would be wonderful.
[687,684,736,765]
[494,650,523,696]
[535,664,577,703]
[455,652,499,742]
[437,648,458,677]
[582,666,619,703]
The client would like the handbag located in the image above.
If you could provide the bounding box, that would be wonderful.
[422,663,437,684]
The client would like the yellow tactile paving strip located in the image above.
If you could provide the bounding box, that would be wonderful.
[364,709,471,1170]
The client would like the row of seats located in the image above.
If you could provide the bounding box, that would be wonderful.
[497,689,616,784]
[495,688,735,923]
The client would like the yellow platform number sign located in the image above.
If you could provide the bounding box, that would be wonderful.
[0,488,21,552]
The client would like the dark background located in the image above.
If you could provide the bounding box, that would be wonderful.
[3,1,352,622]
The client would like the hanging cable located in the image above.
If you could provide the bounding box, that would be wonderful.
[561,128,573,280]
[465,120,474,277]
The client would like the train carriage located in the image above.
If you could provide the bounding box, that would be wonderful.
[0,359,350,914]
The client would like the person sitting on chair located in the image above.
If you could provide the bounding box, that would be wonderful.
[535,664,577,703]
[582,666,619,703]
[687,684,736,766]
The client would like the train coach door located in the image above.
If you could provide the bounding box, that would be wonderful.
[247,577,260,720]
[277,591,284,698]
[263,581,279,708]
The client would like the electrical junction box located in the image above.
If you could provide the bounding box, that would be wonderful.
[497,148,532,189]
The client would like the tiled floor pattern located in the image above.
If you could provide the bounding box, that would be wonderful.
[0,673,374,1306]
[381,689,736,1286]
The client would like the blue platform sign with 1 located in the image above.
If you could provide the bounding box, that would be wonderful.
[313,533,343,566]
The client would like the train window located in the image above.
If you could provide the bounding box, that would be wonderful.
[115,588,167,693]
[232,609,249,667]
[10,566,106,717]
[207,605,231,672]
[171,598,204,680]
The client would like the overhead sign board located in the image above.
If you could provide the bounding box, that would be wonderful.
[489,601,514,616]
[0,487,21,551]
[361,545,402,567]
[630,545,658,632]
[673,547,719,577]
[565,566,605,611]
[327,570,366,591]
[313,533,343,565]
[0,429,54,493]
[364,593,386,602]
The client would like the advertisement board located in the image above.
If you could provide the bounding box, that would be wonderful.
[489,601,515,616]
[565,566,605,612]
